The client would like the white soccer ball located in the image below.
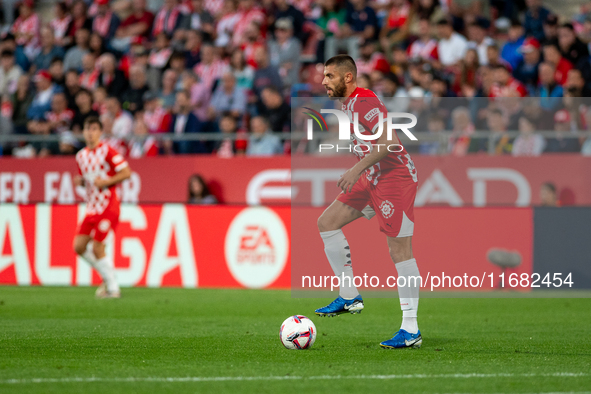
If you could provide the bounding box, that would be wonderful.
[280,315,317,350]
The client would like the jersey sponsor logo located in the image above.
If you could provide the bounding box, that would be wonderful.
[364,107,380,122]
[98,219,111,233]
[379,200,394,219]
[224,207,289,289]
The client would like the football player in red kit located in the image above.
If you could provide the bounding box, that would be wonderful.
[314,55,422,349]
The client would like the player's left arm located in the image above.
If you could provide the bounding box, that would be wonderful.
[94,151,132,189]
[337,121,399,193]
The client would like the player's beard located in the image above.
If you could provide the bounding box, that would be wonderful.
[327,78,347,100]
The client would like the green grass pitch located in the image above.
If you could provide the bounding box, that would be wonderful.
[1,287,590,393]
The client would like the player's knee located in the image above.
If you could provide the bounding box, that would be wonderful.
[388,240,412,263]
[92,242,105,258]
[317,213,334,232]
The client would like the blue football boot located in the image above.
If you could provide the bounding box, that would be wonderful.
[315,295,364,317]
[380,329,422,349]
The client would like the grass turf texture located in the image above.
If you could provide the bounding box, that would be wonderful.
[1,287,590,393]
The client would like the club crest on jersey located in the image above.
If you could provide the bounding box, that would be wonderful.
[98,219,111,232]
[379,200,394,219]
[364,107,380,122]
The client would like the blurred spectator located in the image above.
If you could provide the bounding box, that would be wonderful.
[79,53,99,90]
[541,13,558,45]
[92,0,120,44]
[420,114,445,155]
[121,64,149,114]
[273,0,306,43]
[49,58,65,88]
[513,37,540,93]
[542,42,572,86]
[58,131,81,155]
[378,72,409,112]
[11,0,39,70]
[230,50,255,90]
[564,68,591,98]
[128,114,159,157]
[500,21,525,70]
[33,26,64,72]
[450,0,491,25]
[448,106,474,155]
[453,47,479,95]
[209,72,247,121]
[148,32,173,87]
[544,109,580,153]
[241,21,265,68]
[344,0,378,42]
[407,18,438,63]
[193,43,228,90]
[9,74,33,134]
[168,90,204,154]
[214,112,247,157]
[71,89,99,134]
[512,115,545,156]
[93,86,108,115]
[187,174,218,204]
[143,91,171,133]
[98,53,128,97]
[467,18,494,66]
[43,91,74,133]
[112,0,154,52]
[379,0,410,54]
[232,0,265,48]
[252,46,282,101]
[316,0,349,61]
[63,28,90,72]
[182,0,215,39]
[557,22,588,66]
[64,70,82,110]
[490,64,527,97]
[357,39,390,75]
[180,70,208,121]
[214,0,240,48]
[0,50,22,96]
[50,2,72,48]
[159,69,178,109]
[536,62,563,110]
[524,0,550,42]
[65,1,92,48]
[436,17,468,67]
[488,108,512,154]
[184,30,202,68]
[246,116,282,156]
[539,182,559,206]
[269,18,302,88]
[152,0,183,38]
[89,32,107,57]
[105,96,133,141]
[260,86,290,132]
[27,70,57,121]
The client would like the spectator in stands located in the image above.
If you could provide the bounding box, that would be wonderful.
[539,182,559,206]
[194,43,228,90]
[490,64,527,97]
[27,70,57,121]
[436,17,468,67]
[541,13,558,45]
[214,0,240,48]
[513,37,541,94]
[152,0,183,38]
[545,109,580,153]
[448,106,474,155]
[564,68,591,97]
[33,26,64,72]
[92,0,120,44]
[168,90,204,154]
[50,2,72,48]
[9,74,33,134]
[524,0,550,42]
[512,115,545,156]
[128,114,159,158]
[542,42,573,86]
[536,62,563,110]
[232,0,265,48]
[184,30,202,68]
[230,50,255,90]
[252,46,282,104]
[65,1,92,48]
[454,48,479,95]
[273,0,306,43]
[467,17,494,65]
[98,53,128,97]
[0,50,22,96]
[79,53,99,91]
[37,91,74,134]
[182,0,215,39]
[89,32,106,57]
[71,89,98,134]
[487,107,512,155]
[419,114,445,155]
[407,18,438,63]
[268,18,302,88]
[121,64,149,114]
[501,21,525,71]
[260,86,290,132]
[379,0,410,54]
[57,131,81,155]
[143,91,171,133]
[159,69,178,109]
[63,28,90,72]
[214,112,247,157]
[187,174,218,204]
[49,58,65,88]
[209,72,247,122]
[106,96,133,141]
[112,0,154,52]
[356,39,390,76]
[379,72,409,112]
[246,116,282,156]
[344,0,378,42]
[557,22,589,66]
[93,86,108,115]
[316,0,348,62]
[63,70,81,109]
[11,0,39,70]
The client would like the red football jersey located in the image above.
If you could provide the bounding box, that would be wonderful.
[341,87,418,185]
[76,142,128,215]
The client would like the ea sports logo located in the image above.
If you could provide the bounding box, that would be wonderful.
[225,207,288,288]
[379,200,394,219]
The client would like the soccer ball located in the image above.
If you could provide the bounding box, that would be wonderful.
[280,315,317,350]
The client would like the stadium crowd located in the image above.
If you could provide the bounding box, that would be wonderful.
[1,0,591,157]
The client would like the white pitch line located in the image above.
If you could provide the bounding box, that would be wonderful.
[1,372,589,385]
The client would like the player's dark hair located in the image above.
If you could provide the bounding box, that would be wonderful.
[325,55,357,79]
[188,174,212,200]
[84,116,102,130]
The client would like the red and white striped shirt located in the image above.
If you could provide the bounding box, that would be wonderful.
[80,70,100,90]
[93,11,115,37]
[45,109,75,132]
[148,48,172,69]
[205,0,224,16]
[152,6,181,36]
[194,59,228,89]
[407,38,439,61]
[144,107,171,133]
[232,8,265,46]
[128,136,158,158]
[50,15,72,41]
[12,13,40,46]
